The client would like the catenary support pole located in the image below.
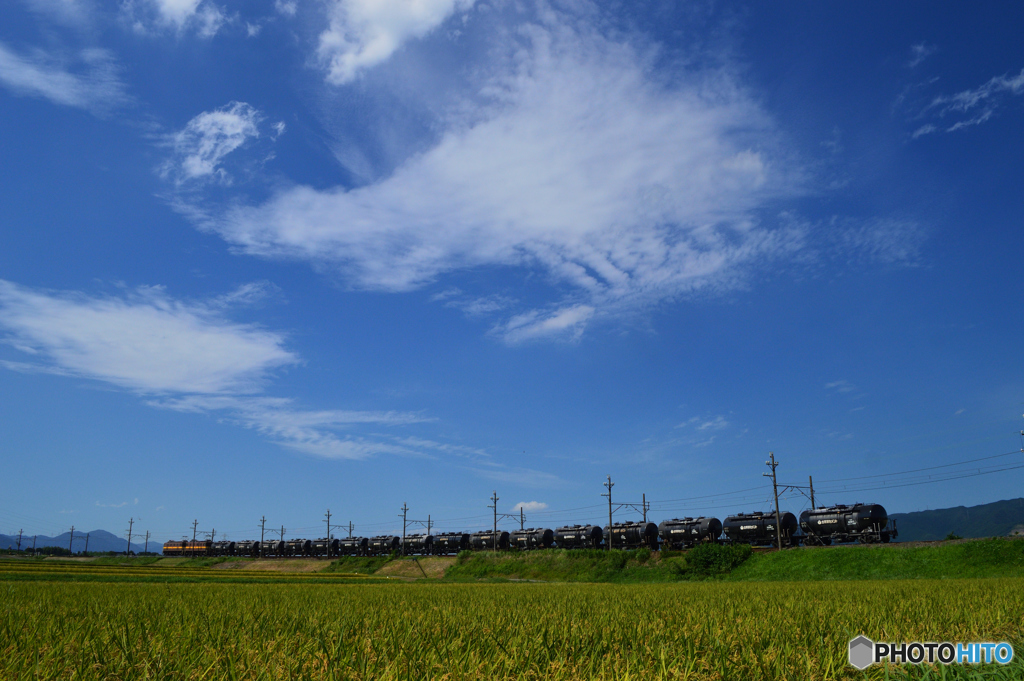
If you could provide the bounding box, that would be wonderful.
[488,492,499,554]
[324,509,331,556]
[602,476,614,551]
[400,503,408,556]
[764,453,782,551]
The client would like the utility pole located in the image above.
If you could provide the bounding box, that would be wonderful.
[84,533,90,555]
[347,521,353,538]
[279,526,285,541]
[68,526,75,554]
[126,518,134,556]
[400,503,409,556]
[207,528,216,542]
[642,493,648,523]
[520,507,525,531]
[764,452,782,551]
[427,515,431,536]
[602,476,614,551]
[16,529,22,551]
[144,531,150,555]
[809,475,816,510]
[191,519,198,557]
[260,516,266,558]
[324,509,332,557]
[488,491,500,553]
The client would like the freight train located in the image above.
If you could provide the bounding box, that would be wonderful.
[162,502,897,556]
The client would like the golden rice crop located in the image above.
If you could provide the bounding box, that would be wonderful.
[2,578,1022,680]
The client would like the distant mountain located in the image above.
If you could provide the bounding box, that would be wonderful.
[890,498,1024,542]
[0,529,158,554]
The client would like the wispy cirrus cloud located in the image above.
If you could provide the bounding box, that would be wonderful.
[150,395,435,459]
[122,0,226,37]
[0,280,296,394]
[23,0,94,28]
[163,102,283,186]
[0,279,481,462]
[832,217,926,266]
[192,9,806,342]
[906,43,936,69]
[0,42,128,114]
[913,66,1024,137]
[318,0,476,84]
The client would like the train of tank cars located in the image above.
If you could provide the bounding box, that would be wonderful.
[162,502,898,557]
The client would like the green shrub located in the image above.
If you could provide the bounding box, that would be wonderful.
[685,543,752,575]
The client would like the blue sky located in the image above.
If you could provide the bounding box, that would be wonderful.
[2,0,1023,545]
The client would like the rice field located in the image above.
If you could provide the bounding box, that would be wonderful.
[2,572,1022,680]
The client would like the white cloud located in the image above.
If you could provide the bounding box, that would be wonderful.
[24,0,93,28]
[209,14,804,340]
[0,43,128,114]
[318,0,476,84]
[0,280,297,394]
[834,217,925,265]
[512,501,548,513]
[150,395,433,459]
[275,0,297,17]
[123,0,226,37]
[165,102,271,184]
[497,305,593,344]
[915,67,1024,136]
[825,380,856,393]
[697,415,729,431]
[0,280,460,460]
[907,43,936,69]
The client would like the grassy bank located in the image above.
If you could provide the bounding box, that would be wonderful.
[444,545,751,583]
[442,539,1024,583]
[730,537,1024,581]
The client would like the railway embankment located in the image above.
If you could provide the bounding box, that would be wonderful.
[5,537,1022,583]
[439,537,1024,583]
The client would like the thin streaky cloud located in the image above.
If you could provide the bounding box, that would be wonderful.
[318,0,477,84]
[151,395,434,460]
[203,11,807,342]
[0,280,297,395]
[0,42,128,114]
[907,43,936,69]
[914,66,1024,136]
[163,102,278,185]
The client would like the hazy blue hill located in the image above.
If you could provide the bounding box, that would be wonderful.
[0,529,156,554]
[890,498,1024,542]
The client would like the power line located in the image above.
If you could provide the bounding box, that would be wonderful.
[815,450,1023,483]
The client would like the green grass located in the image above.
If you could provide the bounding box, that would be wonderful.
[2,579,1022,679]
[444,546,753,583]
[729,538,1024,581]
[443,539,1024,584]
